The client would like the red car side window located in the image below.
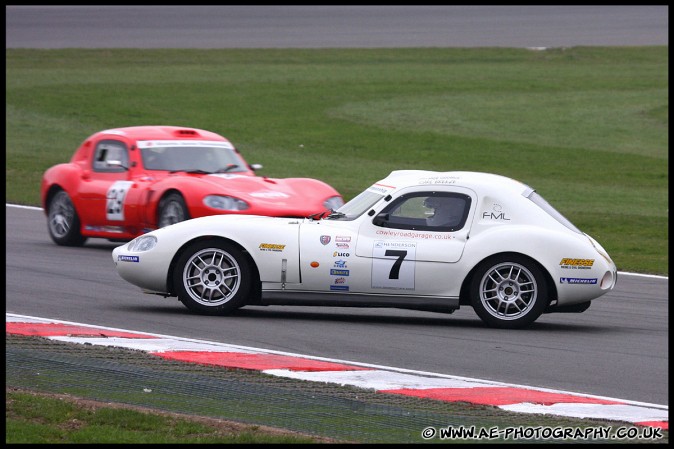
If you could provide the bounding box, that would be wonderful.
[93,140,129,172]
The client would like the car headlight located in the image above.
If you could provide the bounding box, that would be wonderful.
[203,195,250,211]
[127,235,157,252]
[323,195,344,210]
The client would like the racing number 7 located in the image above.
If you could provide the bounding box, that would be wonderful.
[385,250,407,279]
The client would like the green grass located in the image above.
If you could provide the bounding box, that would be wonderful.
[5,47,668,274]
[6,390,325,444]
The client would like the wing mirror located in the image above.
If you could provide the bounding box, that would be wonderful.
[106,160,128,170]
[372,212,390,227]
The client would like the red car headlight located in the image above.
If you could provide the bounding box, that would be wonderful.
[203,195,249,211]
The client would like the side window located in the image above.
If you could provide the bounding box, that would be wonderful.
[373,192,471,232]
[92,140,129,173]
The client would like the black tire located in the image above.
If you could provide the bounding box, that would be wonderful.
[46,190,87,246]
[470,254,549,329]
[157,192,190,228]
[173,240,251,315]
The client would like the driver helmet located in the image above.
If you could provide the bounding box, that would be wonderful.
[424,196,458,227]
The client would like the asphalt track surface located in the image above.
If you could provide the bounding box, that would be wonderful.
[6,6,669,409]
[5,205,669,406]
[5,5,668,49]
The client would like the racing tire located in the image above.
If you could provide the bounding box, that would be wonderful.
[47,190,87,246]
[173,240,251,315]
[158,192,190,228]
[470,254,549,329]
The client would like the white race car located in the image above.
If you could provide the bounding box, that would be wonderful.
[112,170,617,328]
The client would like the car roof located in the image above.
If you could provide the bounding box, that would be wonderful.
[93,126,230,143]
[379,170,531,196]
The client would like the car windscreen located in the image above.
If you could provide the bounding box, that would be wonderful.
[138,140,246,173]
[327,188,386,220]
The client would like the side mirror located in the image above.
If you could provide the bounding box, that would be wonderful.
[250,163,263,171]
[106,160,128,170]
[372,212,389,227]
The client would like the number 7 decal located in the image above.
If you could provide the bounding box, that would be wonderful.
[372,241,416,290]
[385,249,407,279]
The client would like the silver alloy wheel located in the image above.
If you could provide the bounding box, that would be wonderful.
[159,199,186,227]
[182,248,241,307]
[478,262,537,321]
[48,191,75,238]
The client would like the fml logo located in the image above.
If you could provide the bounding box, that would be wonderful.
[482,203,510,221]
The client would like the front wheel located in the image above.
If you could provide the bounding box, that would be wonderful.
[470,255,549,329]
[173,240,252,315]
[158,192,190,228]
[47,190,87,246]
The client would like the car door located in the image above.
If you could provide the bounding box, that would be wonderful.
[76,139,136,230]
[297,218,370,293]
[354,187,476,296]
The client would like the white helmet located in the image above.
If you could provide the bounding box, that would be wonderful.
[424,196,464,228]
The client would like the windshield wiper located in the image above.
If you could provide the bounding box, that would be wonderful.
[307,210,329,220]
[215,164,240,173]
[169,168,212,174]
[326,210,347,219]
[307,209,346,221]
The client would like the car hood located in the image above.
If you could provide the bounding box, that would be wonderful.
[198,173,332,203]
[202,173,293,195]
[149,213,305,244]
[166,213,295,229]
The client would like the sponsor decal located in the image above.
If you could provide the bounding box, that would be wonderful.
[367,183,395,195]
[560,258,595,270]
[250,191,290,199]
[336,236,351,242]
[136,140,235,149]
[310,261,320,268]
[560,277,598,284]
[334,277,347,284]
[482,203,510,221]
[333,251,350,257]
[333,260,347,268]
[320,235,332,245]
[259,243,286,252]
[419,176,459,185]
[208,174,247,180]
[335,243,350,249]
[375,229,454,240]
[85,225,125,233]
[117,255,140,263]
[374,241,417,249]
[330,285,349,291]
[330,269,349,276]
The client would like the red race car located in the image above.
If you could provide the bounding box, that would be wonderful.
[41,126,344,246]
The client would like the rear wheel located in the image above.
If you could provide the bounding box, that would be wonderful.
[173,240,251,315]
[47,190,87,246]
[470,255,548,329]
[158,192,190,228]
